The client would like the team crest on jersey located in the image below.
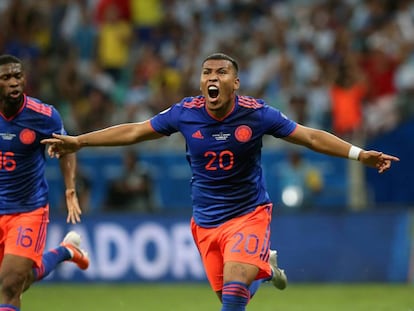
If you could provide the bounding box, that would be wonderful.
[20,129,36,144]
[235,125,252,143]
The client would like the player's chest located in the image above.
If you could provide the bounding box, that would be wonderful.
[0,120,38,152]
[183,122,260,157]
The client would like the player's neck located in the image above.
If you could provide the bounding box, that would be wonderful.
[206,96,236,120]
[0,98,24,118]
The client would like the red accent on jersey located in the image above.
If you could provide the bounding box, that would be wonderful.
[192,130,204,139]
[26,98,52,117]
[238,96,263,109]
[183,97,205,108]
[0,151,16,171]
[20,128,36,144]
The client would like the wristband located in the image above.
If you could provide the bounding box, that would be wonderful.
[348,146,362,161]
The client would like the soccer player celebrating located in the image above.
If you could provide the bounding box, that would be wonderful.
[42,53,399,311]
[0,55,89,311]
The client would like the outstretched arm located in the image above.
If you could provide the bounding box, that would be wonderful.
[41,120,164,158]
[283,124,400,173]
[59,152,82,224]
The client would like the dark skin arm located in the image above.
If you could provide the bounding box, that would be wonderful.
[283,124,399,173]
[41,120,163,157]
[41,122,399,174]
[58,152,83,224]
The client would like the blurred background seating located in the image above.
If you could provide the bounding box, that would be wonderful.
[2,0,413,215]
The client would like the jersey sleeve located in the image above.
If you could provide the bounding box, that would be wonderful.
[262,104,297,138]
[150,103,182,136]
[45,106,67,137]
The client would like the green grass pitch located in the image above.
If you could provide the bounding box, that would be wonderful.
[23,283,413,311]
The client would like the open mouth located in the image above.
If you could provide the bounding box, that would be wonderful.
[208,86,219,99]
[9,90,21,98]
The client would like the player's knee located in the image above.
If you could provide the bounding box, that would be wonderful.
[223,262,258,285]
[0,271,29,300]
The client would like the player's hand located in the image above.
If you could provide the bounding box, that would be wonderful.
[65,188,82,224]
[359,150,400,173]
[41,134,81,158]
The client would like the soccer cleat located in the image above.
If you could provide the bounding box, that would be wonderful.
[60,231,90,270]
[269,250,288,290]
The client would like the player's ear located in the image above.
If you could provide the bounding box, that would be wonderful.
[234,77,240,91]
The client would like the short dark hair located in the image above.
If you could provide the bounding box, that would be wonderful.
[203,53,239,73]
[0,54,22,67]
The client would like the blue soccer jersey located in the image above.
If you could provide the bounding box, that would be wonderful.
[0,95,67,214]
[150,95,297,227]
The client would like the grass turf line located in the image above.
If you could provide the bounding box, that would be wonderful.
[23,283,414,311]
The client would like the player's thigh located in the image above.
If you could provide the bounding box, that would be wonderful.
[203,245,225,291]
[0,244,4,266]
[223,261,259,285]
[4,206,49,268]
[191,218,224,292]
[0,253,34,282]
[223,204,273,280]
[0,215,5,265]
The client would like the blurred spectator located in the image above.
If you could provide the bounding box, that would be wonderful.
[149,56,183,113]
[82,86,115,132]
[2,0,41,61]
[96,1,133,82]
[122,70,152,122]
[329,54,367,140]
[76,167,92,213]
[130,0,163,44]
[395,42,414,121]
[287,93,308,126]
[95,0,130,24]
[306,73,331,131]
[67,0,98,76]
[360,22,401,136]
[262,50,295,113]
[276,149,323,211]
[105,149,158,213]
[59,166,92,215]
[57,50,85,104]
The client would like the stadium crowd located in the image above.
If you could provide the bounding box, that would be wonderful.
[2,0,414,149]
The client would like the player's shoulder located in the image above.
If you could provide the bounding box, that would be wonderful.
[237,95,266,109]
[25,96,56,118]
[180,96,206,109]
